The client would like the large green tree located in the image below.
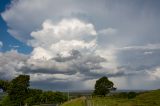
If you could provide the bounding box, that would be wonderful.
[93,76,115,96]
[0,75,67,106]
[0,80,10,92]
[40,91,67,104]
[7,75,30,106]
[24,88,43,106]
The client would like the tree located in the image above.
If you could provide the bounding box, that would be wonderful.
[39,91,67,104]
[0,75,67,106]
[53,92,67,103]
[0,80,10,92]
[7,75,30,106]
[24,88,43,106]
[93,76,115,96]
[1,96,13,106]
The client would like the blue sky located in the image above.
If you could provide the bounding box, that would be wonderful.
[0,0,160,90]
[0,0,32,53]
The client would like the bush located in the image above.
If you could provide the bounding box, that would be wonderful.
[1,96,13,106]
[128,92,137,99]
[24,97,37,106]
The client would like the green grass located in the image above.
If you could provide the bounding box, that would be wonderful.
[61,97,86,106]
[89,97,133,106]
[33,104,53,106]
[61,89,160,106]
[133,90,160,106]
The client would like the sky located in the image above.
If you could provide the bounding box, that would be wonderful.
[0,0,160,91]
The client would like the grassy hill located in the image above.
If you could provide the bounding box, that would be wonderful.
[61,89,160,106]
[60,97,86,106]
[133,89,160,105]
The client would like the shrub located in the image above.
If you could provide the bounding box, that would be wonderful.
[128,92,137,99]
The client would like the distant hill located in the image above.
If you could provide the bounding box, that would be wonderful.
[65,89,147,99]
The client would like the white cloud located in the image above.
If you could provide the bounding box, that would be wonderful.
[120,44,160,51]
[1,0,104,42]
[148,67,160,80]
[144,51,153,55]
[49,40,97,57]
[28,19,97,47]
[0,41,3,48]
[30,47,52,60]
[27,18,121,81]
[9,45,20,48]
[29,18,97,60]
[98,28,117,35]
[0,50,28,79]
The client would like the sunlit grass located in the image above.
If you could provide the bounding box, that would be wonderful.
[61,97,86,106]
[61,89,160,106]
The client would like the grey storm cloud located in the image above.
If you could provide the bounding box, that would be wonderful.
[31,80,87,91]
[117,49,160,71]
[20,49,106,76]
[0,50,28,80]
[53,50,81,62]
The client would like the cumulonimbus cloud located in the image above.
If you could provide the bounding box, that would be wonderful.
[26,18,110,79]
[0,18,119,90]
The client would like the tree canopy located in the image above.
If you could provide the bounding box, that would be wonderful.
[0,80,10,92]
[0,75,67,106]
[8,75,30,106]
[93,76,115,96]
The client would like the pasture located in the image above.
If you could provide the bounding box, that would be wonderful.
[61,89,160,106]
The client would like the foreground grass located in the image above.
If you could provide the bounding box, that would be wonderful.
[33,104,53,106]
[133,89,160,106]
[61,97,86,106]
[90,97,133,106]
[61,89,160,106]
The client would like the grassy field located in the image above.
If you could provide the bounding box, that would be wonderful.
[61,97,86,106]
[61,89,160,106]
[33,104,56,106]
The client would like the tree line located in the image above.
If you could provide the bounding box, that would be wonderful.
[92,76,138,99]
[0,75,67,106]
[1,75,137,106]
